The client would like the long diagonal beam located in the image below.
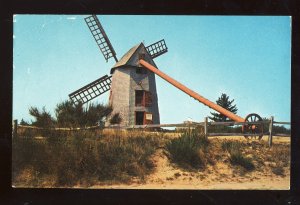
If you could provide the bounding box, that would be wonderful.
[139,59,245,123]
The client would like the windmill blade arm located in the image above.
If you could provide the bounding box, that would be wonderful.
[139,59,245,123]
[146,39,168,59]
[85,15,118,62]
[69,75,112,104]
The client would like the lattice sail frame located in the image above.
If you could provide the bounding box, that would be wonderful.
[146,39,168,59]
[84,15,118,62]
[69,75,112,104]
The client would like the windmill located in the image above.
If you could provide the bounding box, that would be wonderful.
[68,15,168,126]
[69,15,264,138]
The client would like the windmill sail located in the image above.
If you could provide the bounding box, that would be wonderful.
[85,15,118,62]
[146,39,168,59]
[69,75,112,104]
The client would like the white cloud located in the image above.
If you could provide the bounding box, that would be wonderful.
[67,16,77,20]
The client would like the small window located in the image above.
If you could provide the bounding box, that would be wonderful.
[144,91,152,107]
[135,112,153,125]
[139,53,146,60]
[135,90,152,107]
[136,67,147,74]
[135,90,144,106]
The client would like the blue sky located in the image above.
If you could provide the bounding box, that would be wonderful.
[13,15,291,124]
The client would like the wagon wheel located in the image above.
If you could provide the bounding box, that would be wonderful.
[243,113,263,140]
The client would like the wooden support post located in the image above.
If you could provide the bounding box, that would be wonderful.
[268,116,274,147]
[204,117,208,139]
[13,119,18,138]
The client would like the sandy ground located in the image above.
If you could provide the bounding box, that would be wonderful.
[90,136,290,190]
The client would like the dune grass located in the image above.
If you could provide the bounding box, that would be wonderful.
[12,130,160,187]
[12,129,290,187]
[165,131,210,170]
[221,140,255,171]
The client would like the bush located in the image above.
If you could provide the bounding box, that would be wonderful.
[166,131,209,169]
[221,140,254,171]
[109,113,122,124]
[29,106,56,128]
[221,140,242,152]
[229,151,255,170]
[55,100,112,127]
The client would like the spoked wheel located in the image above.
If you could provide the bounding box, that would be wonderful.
[243,113,264,140]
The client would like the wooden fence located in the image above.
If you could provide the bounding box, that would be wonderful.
[13,116,290,147]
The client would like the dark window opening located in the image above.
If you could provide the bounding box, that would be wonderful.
[144,91,152,107]
[136,67,147,74]
[135,90,152,107]
[135,90,144,106]
[139,53,146,60]
[136,111,144,125]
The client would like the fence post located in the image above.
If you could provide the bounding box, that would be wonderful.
[268,116,274,147]
[13,119,18,138]
[204,117,208,139]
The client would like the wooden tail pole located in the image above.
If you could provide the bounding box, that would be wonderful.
[139,60,245,123]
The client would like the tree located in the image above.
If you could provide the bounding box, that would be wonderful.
[55,100,112,127]
[209,93,238,122]
[27,100,113,128]
[83,102,113,126]
[55,100,84,127]
[20,118,29,125]
[29,106,56,127]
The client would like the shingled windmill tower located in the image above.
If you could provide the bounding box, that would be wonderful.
[68,15,168,126]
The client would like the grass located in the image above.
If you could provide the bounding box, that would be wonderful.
[12,130,160,187]
[165,131,210,170]
[12,128,290,187]
[268,144,290,176]
[221,140,255,171]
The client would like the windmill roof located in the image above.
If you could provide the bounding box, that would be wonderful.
[112,43,141,67]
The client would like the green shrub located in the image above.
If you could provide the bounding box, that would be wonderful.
[229,151,255,170]
[166,131,209,169]
[109,113,122,124]
[221,140,242,152]
[221,140,254,171]
[55,100,112,127]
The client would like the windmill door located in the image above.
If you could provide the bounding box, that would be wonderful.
[135,112,153,125]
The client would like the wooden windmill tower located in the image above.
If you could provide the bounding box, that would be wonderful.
[69,15,168,126]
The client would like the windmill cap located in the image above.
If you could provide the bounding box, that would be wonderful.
[110,42,156,74]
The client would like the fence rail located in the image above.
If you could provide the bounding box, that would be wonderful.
[13,116,290,147]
